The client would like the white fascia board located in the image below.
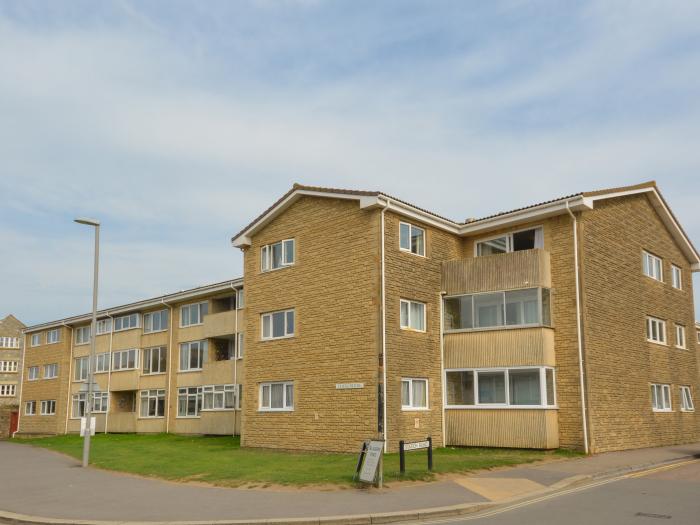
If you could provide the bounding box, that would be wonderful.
[379,197,461,233]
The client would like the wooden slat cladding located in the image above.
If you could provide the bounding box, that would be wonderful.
[442,249,551,295]
[446,409,559,449]
[445,328,555,368]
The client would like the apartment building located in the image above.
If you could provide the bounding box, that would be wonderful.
[1,315,25,437]
[232,181,699,454]
[17,280,244,436]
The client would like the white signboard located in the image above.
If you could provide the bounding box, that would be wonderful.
[359,440,384,483]
[404,440,430,451]
[80,416,96,437]
[336,383,364,390]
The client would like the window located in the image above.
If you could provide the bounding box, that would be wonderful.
[72,393,86,418]
[260,382,294,411]
[0,385,16,397]
[179,340,207,371]
[651,383,672,412]
[476,227,543,257]
[680,386,694,412]
[177,387,202,417]
[31,333,41,346]
[43,363,58,379]
[25,401,36,415]
[71,392,106,417]
[671,265,682,290]
[646,317,667,345]
[73,357,89,381]
[96,318,112,335]
[202,384,236,411]
[237,333,244,358]
[40,400,56,415]
[399,222,425,256]
[0,337,19,348]
[180,302,208,327]
[643,251,663,282]
[0,361,18,373]
[75,326,91,345]
[114,313,140,332]
[28,366,40,381]
[261,309,295,340]
[445,367,556,408]
[144,310,169,333]
[92,392,109,413]
[112,349,138,371]
[143,346,167,374]
[94,352,110,373]
[675,324,686,349]
[401,378,428,410]
[400,300,426,331]
[46,329,60,344]
[237,288,245,309]
[261,239,295,272]
[444,288,551,331]
[140,389,165,418]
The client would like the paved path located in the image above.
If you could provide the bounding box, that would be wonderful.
[1,441,699,522]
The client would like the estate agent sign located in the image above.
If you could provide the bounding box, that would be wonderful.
[358,440,384,484]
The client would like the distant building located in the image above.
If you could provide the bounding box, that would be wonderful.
[1,314,25,437]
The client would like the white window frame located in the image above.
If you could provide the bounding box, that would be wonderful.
[401,378,429,410]
[261,239,295,272]
[73,357,89,382]
[680,386,694,412]
[177,386,202,418]
[259,381,294,412]
[43,363,58,379]
[399,221,426,257]
[646,316,667,345]
[75,326,91,345]
[46,329,60,344]
[71,393,86,418]
[31,333,42,347]
[142,346,167,375]
[261,309,295,340]
[112,349,139,371]
[114,313,140,332]
[399,299,426,332]
[0,361,18,373]
[671,265,682,290]
[143,309,169,334]
[92,392,109,413]
[139,389,166,418]
[28,366,40,381]
[651,383,672,412]
[474,226,544,257]
[40,400,56,415]
[94,352,111,373]
[643,251,663,282]
[96,318,112,335]
[675,324,687,349]
[0,337,19,348]
[201,384,237,411]
[180,302,208,328]
[0,384,16,397]
[25,400,36,416]
[237,288,245,309]
[236,333,244,359]
[179,340,207,372]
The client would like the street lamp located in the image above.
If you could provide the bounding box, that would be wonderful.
[74,217,100,468]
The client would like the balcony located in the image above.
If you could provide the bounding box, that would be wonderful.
[202,310,237,339]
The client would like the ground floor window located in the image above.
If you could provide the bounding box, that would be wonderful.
[259,382,293,411]
[445,367,556,408]
[651,383,672,412]
[202,384,236,410]
[140,389,165,418]
[177,387,202,417]
[0,384,16,397]
[40,400,56,415]
[92,392,109,413]
[401,378,428,409]
[680,386,694,412]
[25,400,36,415]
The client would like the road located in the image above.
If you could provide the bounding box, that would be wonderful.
[435,460,700,525]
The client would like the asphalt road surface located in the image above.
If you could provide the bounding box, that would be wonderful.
[435,460,700,525]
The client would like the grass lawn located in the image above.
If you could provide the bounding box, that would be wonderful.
[17,434,580,488]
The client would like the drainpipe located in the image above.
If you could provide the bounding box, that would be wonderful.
[231,282,238,439]
[63,323,74,435]
[162,299,174,433]
[439,291,446,447]
[380,199,389,453]
[104,312,113,434]
[15,332,27,437]
[566,201,589,454]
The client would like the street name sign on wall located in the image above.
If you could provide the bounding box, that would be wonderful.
[336,383,364,390]
[358,440,384,483]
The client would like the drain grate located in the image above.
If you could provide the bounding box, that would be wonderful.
[635,512,672,519]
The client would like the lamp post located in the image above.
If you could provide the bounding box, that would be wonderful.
[74,217,100,468]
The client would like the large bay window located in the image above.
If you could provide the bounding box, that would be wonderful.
[476,227,543,257]
[444,288,551,332]
[445,367,556,408]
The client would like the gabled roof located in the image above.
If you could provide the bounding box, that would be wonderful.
[231,181,700,270]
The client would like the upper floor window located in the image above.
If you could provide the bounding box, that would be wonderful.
[96,318,112,335]
[651,383,671,412]
[46,329,60,344]
[444,288,551,332]
[476,227,543,257]
[75,326,91,345]
[646,316,667,345]
[399,222,425,256]
[144,309,169,333]
[143,346,167,374]
[401,378,428,410]
[259,381,293,411]
[0,361,18,373]
[114,313,140,332]
[643,251,663,282]
[31,333,41,347]
[261,309,295,340]
[237,333,244,359]
[0,384,16,397]
[43,363,58,379]
[680,386,695,412]
[73,357,88,381]
[0,336,20,348]
[181,302,208,327]
[261,239,295,272]
[112,349,138,371]
[237,288,245,309]
[675,324,687,349]
[28,366,40,381]
[671,265,682,290]
[94,352,110,373]
[400,300,426,332]
[40,400,56,415]
[180,340,207,371]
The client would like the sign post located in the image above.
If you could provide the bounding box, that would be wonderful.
[398,437,433,474]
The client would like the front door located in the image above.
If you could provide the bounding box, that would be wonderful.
[9,411,19,436]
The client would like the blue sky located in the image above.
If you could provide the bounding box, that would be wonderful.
[1,0,699,325]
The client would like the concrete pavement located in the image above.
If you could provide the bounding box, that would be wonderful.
[1,440,699,523]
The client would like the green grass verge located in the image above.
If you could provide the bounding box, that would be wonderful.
[17,434,580,487]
